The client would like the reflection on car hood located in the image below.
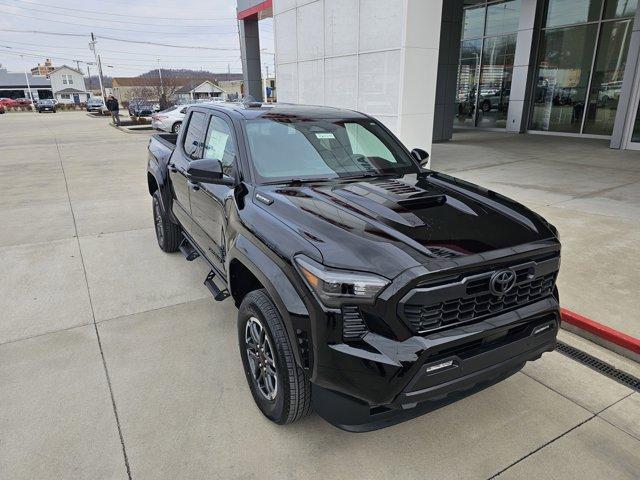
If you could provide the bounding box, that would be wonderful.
[255,172,555,277]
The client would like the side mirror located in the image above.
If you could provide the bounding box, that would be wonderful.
[186,159,234,186]
[411,148,430,166]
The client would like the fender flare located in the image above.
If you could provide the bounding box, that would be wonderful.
[148,166,177,223]
[229,234,310,368]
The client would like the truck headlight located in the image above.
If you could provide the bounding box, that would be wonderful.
[294,255,389,308]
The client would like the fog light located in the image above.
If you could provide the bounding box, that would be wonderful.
[533,324,552,335]
[426,360,454,373]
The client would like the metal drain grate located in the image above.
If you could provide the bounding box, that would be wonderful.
[555,341,640,391]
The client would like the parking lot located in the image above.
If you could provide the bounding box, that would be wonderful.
[1,111,639,479]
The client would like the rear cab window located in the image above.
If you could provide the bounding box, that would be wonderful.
[182,111,208,160]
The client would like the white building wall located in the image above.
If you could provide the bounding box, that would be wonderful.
[273,0,443,155]
[49,66,88,104]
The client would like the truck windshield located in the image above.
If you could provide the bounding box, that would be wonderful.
[244,117,418,183]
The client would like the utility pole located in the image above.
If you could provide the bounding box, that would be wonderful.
[157,57,165,108]
[89,33,106,100]
[75,59,81,72]
[86,63,92,91]
[19,55,35,111]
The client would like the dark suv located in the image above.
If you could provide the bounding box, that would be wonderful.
[147,103,561,431]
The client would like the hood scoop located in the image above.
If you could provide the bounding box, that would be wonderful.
[376,179,421,195]
[375,179,446,209]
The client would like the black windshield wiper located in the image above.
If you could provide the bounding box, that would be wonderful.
[265,177,333,186]
[337,172,399,180]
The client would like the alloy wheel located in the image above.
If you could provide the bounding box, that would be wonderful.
[245,316,278,401]
[153,198,164,246]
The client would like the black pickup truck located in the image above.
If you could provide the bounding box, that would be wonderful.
[147,102,561,431]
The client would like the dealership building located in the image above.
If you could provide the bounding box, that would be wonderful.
[237,0,640,152]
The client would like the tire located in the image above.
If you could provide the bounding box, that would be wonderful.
[481,100,491,112]
[152,191,181,252]
[238,289,311,425]
[172,122,182,134]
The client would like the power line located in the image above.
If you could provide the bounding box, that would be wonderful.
[0,43,242,65]
[0,1,239,28]
[0,9,239,35]
[0,49,242,73]
[97,35,239,51]
[0,39,242,59]
[0,29,240,51]
[6,0,237,21]
[0,28,87,37]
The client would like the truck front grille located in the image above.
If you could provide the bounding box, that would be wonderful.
[401,255,559,334]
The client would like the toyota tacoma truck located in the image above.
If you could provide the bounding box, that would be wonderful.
[146,103,561,431]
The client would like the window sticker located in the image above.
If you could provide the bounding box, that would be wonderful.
[315,132,335,140]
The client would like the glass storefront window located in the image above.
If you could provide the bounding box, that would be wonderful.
[477,34,516,128]
[583,19,633,134]
[456,1,522,129]
[530,24,598,133]
[530,0,636,136]
[456,39,482,125]
[545,0,603,27]
[463,7,486,39]
[486,0,521,35]
[604,0,638,18]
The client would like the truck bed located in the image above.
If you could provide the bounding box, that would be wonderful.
[149,133,177,165]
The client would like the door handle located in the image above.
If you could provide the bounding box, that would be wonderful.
[188,181,200,191]
[168,163,178,173]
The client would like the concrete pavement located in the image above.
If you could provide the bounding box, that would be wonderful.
[433,129,640,341]
[1,112,639,479]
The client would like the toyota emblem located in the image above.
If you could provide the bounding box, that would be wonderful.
[489,269,516,296]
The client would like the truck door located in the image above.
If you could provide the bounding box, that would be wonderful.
[169,110,207,232]
[189,113,237,273]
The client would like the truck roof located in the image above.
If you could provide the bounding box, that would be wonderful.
[194,101,369,120]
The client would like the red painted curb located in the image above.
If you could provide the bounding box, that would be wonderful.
[561,308,640,355]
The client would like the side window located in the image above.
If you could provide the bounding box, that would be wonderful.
[182,111,207,160]
[345,123,397,163]
[203,116,236,175]
[180,107,187,114]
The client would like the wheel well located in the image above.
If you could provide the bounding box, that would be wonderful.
[148,173,158,195]
[229,259,264,307]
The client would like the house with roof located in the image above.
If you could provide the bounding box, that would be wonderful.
[49,65,89,105]
[174,80,225,103]
[112,75,240,104]
[0,66,52,100]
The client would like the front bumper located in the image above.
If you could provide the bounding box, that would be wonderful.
[311,298,559,431]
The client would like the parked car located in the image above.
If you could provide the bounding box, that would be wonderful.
[15,98,33,106]
[479,87,510,113]
[128,98,158,117]
[86,97,104,112]
[37,99,56,113]
[151,104,194,133]
[597,81,622,107]
[0,98,18,108]
[146,103,561,431]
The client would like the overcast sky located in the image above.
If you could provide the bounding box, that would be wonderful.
[0,0,274,76]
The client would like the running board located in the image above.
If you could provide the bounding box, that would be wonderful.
[179,239,200,261]
[204,270,229,301]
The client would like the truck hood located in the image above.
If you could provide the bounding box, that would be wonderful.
[254,172,555,278]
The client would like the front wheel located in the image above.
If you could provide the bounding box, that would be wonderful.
[152,191,181,252]
[238,289,311,425]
